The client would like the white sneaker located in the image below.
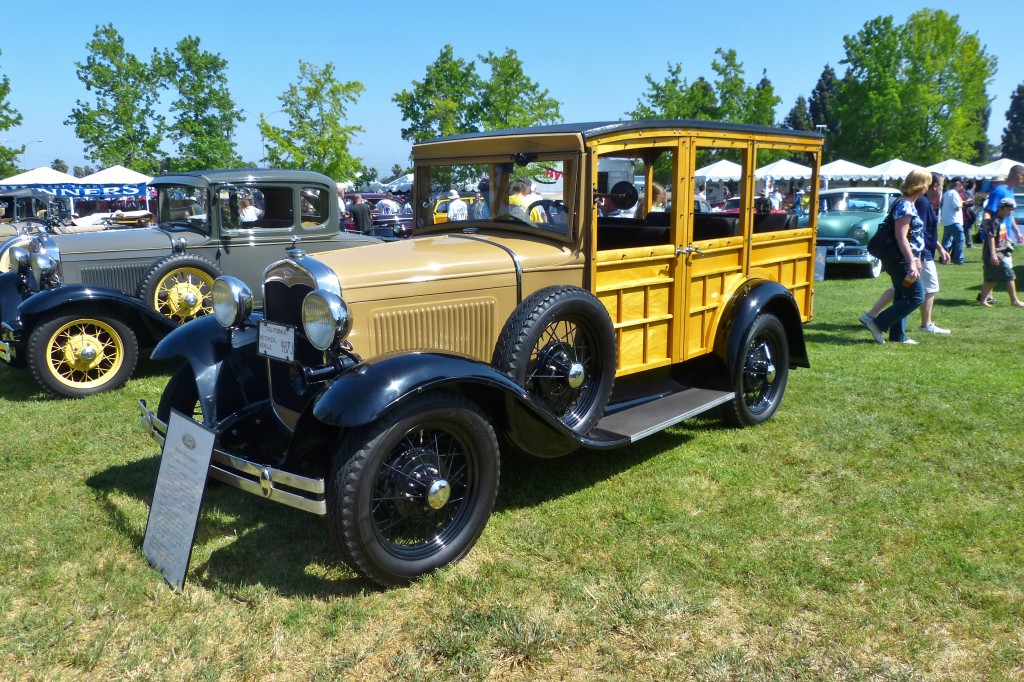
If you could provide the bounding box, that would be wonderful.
[901,338,919,345]
[859,313,885,344]
[919,323,951,335]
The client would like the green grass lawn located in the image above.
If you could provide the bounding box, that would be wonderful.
[2,245,1022,680]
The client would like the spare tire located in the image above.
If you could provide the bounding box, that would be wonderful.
[139,254,221,324]
[492,286,616,435]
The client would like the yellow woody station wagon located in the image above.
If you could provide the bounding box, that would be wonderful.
[139,120,823,586]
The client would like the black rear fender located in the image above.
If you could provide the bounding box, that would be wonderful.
[714,280,809,372]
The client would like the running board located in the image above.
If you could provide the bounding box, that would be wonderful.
[586,387,734,445]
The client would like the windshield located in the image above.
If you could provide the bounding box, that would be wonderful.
[414,155,578,239]
[156,185,209,231]
[821,192,888,213]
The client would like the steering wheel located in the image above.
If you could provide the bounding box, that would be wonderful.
[527,199,564,225]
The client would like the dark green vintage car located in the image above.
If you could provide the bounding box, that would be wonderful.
[799,186,901,278]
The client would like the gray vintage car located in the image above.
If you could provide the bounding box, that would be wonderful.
[0,169,377,397]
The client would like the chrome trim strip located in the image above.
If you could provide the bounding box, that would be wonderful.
[137,399,327,516]
[448,233,523,304]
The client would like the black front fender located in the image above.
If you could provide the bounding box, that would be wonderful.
[716,279,809,371]
[18,284,178,347]
[307,352,580,457]
[151,314,265,425]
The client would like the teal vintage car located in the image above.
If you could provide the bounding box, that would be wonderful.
[799,187,901,278]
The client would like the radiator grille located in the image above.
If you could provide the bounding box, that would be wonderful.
[80,264,149,295]
[370,300,495,360]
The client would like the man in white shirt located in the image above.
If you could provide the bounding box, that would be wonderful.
[377,192,400,215]
[446,189,467,221]
[940,179,965,265]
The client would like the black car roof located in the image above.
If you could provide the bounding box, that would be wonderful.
[150,168,335,187]
[420,119,824,145]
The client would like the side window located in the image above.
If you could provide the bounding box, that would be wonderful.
[752,148,815,234]
[300,187,328,226]
[693,146,745,241]
[595,148,673,250]
[220,187,293,229]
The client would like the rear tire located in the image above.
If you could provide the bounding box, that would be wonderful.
[722,313,789,427]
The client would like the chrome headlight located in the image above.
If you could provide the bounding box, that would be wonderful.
[302,289,351,351]
[30,252,56,281]
[8,246,30,272]
[212,276,253,328]
[851,225,868,241]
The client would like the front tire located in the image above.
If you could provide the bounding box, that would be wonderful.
[327,391,500,587]
[722,313,789,427]
[157,364,202,423]
[492,286,616,435]
[27,315,139,398]
[139,254,220,324]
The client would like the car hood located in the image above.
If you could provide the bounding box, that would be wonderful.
[801,209,881,232]
[47,226,207,258]
[315,231,580,303]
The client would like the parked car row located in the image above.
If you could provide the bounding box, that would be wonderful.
[0,169,377,397]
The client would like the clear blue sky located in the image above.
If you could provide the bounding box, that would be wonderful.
[2,1,1017,176]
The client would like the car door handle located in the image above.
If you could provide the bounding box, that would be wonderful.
[676,245,705,257]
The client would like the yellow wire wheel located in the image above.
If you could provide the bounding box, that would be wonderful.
[27,314,139,397]
[140,255,220,325]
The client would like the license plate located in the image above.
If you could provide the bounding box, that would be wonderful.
[258,320,295,362]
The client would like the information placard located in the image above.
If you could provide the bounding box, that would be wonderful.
[142,409,216,591]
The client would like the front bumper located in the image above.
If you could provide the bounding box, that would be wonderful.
[819,242,874,265]
[138,399,327,516]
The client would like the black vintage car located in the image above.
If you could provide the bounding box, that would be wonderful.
[0,169,377,397]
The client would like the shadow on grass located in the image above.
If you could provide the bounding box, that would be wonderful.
[83,419,718,597]
[86,456,366,597]
[0,365,44,401]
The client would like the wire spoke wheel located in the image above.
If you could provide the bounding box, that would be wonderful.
[741,336,779,414]
[328,392,499,587]
[45,318,125,389]
[370,425,472,556]
[723,312,789,427]
[152,267,215,323]
[28,315,138,397]
[525,318,595,425]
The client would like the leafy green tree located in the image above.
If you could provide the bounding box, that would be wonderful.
[631,50,778,125]
[393,45,561,144]
[394,45,480,142]
[72,165,96,178]
[0,50,24,179]
[66,23,164,173]
[833,10,994,164]
[51,159,68,173]
[747,71,780,126]
[783,96,813,131]
[390,164,403,179]
[809,65,840,132]
[1001,83,1024,161]
[629,64,718,120]
[259,61,365,181]
[477,49,561,130]
[157,36,243,171]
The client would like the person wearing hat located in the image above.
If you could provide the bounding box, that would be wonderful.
[978,196,1024,307]
[446,189,467,221]
[982,163,1024,245]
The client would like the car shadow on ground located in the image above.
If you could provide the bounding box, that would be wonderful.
[86,457,366,597]
[84,419,724,596]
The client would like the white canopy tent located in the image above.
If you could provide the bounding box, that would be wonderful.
[977,158,1024,178]
[820,159,874,181]
[926,159,983,179]
[694,159,741,181]
[755,159,812,180]
[867,158,928,182]
[0,166,78,185]
[382,173,413,192]
[79,164,152,184]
